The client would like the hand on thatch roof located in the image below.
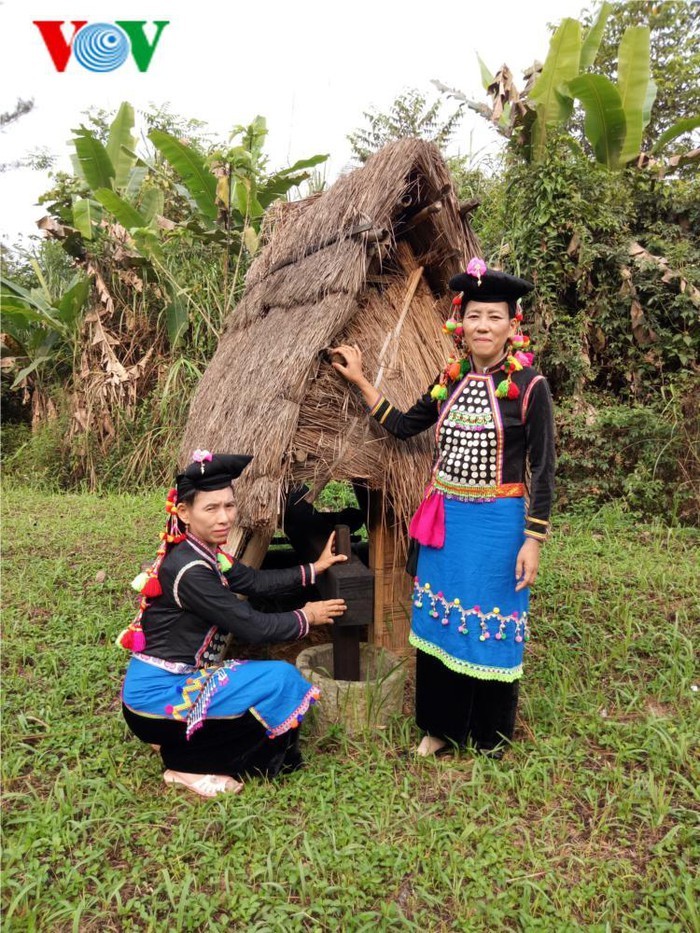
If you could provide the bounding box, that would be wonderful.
[329,344,365,385]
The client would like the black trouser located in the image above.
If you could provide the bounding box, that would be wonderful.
[415,650,520,752]
[122,705,302,779]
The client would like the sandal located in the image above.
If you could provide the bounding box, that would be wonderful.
[163,769,244,798]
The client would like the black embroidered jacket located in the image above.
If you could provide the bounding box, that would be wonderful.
[140,537,316,666]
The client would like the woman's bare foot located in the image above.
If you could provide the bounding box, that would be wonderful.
[416,735,448,757]
[163,769,243,798]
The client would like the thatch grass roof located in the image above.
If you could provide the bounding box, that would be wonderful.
[180,138,480,543]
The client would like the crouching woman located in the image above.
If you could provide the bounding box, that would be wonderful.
[119,452,346,797]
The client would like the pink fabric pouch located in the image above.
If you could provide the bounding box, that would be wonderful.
[408,489,445,548]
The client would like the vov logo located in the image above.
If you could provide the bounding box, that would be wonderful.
[33,21,169,73]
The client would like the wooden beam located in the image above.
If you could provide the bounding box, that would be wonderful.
[459,199,480,215]
[374,265,425,386]
[400,201,442,232]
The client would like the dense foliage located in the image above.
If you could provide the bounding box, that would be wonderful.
[2,5,698,523]
[1,105,326,487]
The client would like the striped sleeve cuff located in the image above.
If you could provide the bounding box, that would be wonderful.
[525,515,550,541]
[366,396,394,425]
[294,610,310,639]
[300,563,316,586]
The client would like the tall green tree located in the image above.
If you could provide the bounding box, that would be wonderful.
[347,88,464,163]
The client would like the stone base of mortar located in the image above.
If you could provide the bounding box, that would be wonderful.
[295,643,407,735]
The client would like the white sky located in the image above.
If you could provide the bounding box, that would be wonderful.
[0,0,589,245]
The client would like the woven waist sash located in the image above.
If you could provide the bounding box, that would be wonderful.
[409,481,525,549]
[432,478,525,501]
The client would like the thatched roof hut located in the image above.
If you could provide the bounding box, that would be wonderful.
[181,138,479,651]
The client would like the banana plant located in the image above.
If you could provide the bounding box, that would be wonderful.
[440,5,659,169]
[70,101,156,240]
[566,25,656,168]
[149,115,327,252]
[0,272,90,388]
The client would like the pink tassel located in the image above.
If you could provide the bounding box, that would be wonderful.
[515,351,534,366]
[131,629,146,652]
[409,491,445,548]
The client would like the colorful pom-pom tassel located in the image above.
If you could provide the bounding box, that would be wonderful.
[431,384,448,401]
[116,627,133,650]
[495,379,510,399]
[515,351,534,367]
[141,575,163,598]
[117,622,146,652]
[447,361,461,381]
[507,381,520,400]
[217,552,233,573]
[444,319,458,333]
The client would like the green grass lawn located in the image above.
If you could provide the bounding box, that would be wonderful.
[2,487,698,932]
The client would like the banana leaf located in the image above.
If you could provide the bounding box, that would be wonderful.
[617,26,655,164]
[72,198,102,240]
[139,188,165,224]
[165,299,188,347]
[580,2,612,71]
[568,74,626,168]
[243,226,259,256]
[106,102,137,190]
[276,154,328,175]
[652,116,700,154]
[124,166,149,200]
[149,130,218,221]
[93,188,148,230]
[131,228,164,262]
[11,355,52,390]
[529,19,582,127]
[56,276,90,327]
[0,296,65,333]
[72,127,116,191]
[477,54,495,92]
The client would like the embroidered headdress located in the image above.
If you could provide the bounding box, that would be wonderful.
[449,265,534,313]
[432,262,536,402]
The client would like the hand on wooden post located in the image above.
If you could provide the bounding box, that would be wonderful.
[303,599,347,625]
[314,531,348,575]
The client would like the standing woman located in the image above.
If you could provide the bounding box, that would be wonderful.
[119,452,347,796]
[331,263,555,757]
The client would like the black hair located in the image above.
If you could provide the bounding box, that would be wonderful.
[177,488,197,507]
[460,298,520,318]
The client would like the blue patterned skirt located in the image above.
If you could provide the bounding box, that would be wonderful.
[122,655,319,740]
[409,496,529,682]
